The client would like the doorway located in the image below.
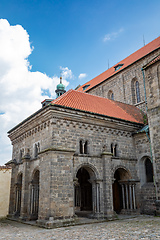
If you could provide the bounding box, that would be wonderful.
[75,167,92,211]
[113,168,131,213]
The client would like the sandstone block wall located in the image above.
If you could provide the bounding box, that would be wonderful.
[8,105,144,220]
[142,56,160,216]
[140,183,156,214]
[0,167,11,217]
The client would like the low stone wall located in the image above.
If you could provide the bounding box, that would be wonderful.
[140,183,156,215]
[0,166,11,217]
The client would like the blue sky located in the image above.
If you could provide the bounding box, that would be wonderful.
[1,0,160,87]
[0,0,160,164]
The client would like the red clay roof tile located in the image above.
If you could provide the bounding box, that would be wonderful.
[78,36,160,92]
[51,89,144,124]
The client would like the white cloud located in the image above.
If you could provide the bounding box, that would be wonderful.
[0,19,71,165]
[60,66,74,80]
[78,73,87,79]
[103,28,124,42]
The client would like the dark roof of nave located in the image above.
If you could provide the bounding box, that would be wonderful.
[77,36,160,92]
[51,89,144,124]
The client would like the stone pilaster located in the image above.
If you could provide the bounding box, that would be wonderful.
[37,148,75,227]
[101,152,115,219]
[20,154,30,220]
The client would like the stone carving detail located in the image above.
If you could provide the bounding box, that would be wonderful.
[102,145,107,152]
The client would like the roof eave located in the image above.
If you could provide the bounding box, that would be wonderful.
[51,103,144,126]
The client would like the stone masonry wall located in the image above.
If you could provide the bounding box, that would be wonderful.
[51,108,140,160]
[144,60,160,200]
[8,106,144,220]
[142,58,160,216]
[134,132,156,214]
[140,183,156,215]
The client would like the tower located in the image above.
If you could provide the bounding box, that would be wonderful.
[55,76,66,98]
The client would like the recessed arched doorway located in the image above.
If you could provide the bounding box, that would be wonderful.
[75,167,92,211]
[112,168,131,214]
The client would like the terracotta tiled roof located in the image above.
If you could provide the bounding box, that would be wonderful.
[78,36,160,92]
[51,90,144,124]
[0,165,11,170]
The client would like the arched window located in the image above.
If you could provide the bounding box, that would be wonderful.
[114,144,117,157]
[79,140,88,154]
[111,143,113,155]
[34,142,40,158]
[157,64,160,88]
[145,158,153,183]
[84,141,88,154]
[131,79,141,104]
[135,81,141,103]
[80,140,83,154]
[108,90,114,100]
[19,149,24,162]
[111,92,114,100]
[111,143,117,157]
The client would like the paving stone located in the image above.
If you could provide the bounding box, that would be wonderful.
[0,215,160,239]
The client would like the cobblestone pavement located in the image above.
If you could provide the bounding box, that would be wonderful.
[0,215,160,239]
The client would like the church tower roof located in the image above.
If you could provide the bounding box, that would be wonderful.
[55,76,66,98]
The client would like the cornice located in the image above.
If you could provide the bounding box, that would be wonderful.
[8,102,143,144]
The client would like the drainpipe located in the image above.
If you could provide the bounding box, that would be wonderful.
[141,68,148,112]
[141,68,158,201]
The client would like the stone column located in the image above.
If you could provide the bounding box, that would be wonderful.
[101,152,115,219]
[132,184,136,210]
[119,180,138,212]
[96,182,100,213]
[121,184,126,209]
[125,184,129,209]
[129,184,133,210]
[73,178,80,211]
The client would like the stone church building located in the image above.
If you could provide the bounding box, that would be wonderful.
[6,36,160,228]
